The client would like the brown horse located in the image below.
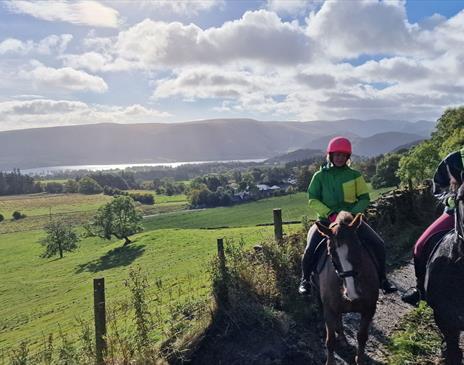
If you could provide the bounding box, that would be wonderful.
[314,212,379,365]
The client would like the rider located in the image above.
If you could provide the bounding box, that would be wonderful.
[299,136,397,295]
[401,148,464,306]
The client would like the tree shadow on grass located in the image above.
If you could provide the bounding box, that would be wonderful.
[75,244,146,273]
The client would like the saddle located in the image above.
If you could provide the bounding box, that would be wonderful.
[426,230,453,268]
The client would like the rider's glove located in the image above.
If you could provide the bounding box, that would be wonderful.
[446,195,456,209]
[328,212,338,223]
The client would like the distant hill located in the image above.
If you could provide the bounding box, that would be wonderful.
[0,119,434,170]
[391,139,425,153]
[264,148,324,164]
[306,131,426,157]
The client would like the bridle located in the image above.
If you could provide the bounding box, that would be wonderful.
[326,228,359,279]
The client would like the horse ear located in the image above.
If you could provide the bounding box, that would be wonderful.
[349,213,363,230]
[315,221,333,237]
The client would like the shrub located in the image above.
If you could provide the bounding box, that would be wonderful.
[129,192,154,205]
[44,182,64,194]
[0,213,4,222]
[78,177,103,195]
[12,211,26,220]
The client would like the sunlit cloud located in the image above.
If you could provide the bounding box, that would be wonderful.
[0,99,171,131]
[4,0,120,28]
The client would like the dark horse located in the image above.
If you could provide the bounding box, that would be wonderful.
[314,212,379,365]
[426,182,464,365]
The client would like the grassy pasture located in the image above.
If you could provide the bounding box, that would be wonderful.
[143,184,392,230]
[0,225,284,352]
[0,193,188,233]
[0,184,393,355]
[144,192,312,230]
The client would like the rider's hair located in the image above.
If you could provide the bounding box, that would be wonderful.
[327,153,351,167]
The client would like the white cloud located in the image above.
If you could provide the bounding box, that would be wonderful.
[0,99,171,130]
[0,34,72,55]
[266,0,322,16]
[153,67,260,100]
[5,0,119,28]
[18,64,108,93]
[130,0,223,15]
[78,10,313,72]
[307,0,417,59]
[354,57,431,83]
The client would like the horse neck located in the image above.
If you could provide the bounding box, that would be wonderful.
[453,201,464,257]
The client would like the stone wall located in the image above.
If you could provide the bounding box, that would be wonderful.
[366,185,442,261]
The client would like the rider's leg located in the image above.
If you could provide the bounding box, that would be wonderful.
[402,212,454,305]
[299,223,325,295]
[357,221,397,293]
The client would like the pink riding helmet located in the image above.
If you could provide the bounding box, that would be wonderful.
[327,137,352,155]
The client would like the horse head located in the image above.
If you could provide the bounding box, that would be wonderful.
[316,212,364,301]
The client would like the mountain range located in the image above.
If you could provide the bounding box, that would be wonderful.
[0,118,434,170]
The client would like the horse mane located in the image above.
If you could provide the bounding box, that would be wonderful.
[332,211,354,234]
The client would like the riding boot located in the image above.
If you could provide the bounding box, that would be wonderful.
[402,256,426,306]
[299,224,325,295]
[357,221,397,294]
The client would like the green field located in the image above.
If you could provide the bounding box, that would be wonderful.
[0,193,187,234]
[0,185,392,355]
[0,225,282,352]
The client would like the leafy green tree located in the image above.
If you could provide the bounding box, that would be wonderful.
[64,179,79,193]
[39,219,79,259]
[431,107,464,155]
[397,140,440,186]
[371,153,402,189]
[296,164,318,192]
[44,182,64,194]
[86,196,143,245]
[398,107,464,186]
[78,176,103,195]
[12,211,25,220]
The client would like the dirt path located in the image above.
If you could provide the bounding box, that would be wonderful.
[338,259,416,364]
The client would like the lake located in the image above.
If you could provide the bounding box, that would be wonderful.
[23,159,266,175]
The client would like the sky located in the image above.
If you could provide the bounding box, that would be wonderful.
[0,0,464,131]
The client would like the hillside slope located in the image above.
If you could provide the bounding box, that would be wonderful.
[0,119,433,169]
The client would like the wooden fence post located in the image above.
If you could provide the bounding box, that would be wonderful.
[273,208,283,241]
[93,278,106,365]
[216,238,228,304]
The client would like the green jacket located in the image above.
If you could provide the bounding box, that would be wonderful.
[307,164,370,220]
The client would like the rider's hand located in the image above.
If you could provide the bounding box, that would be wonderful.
[328,213,338,223]
[446,195,456,209]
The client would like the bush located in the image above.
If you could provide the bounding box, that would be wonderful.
[44,182,64,194]
[0,213,4,222]
[129,192,154,205]
[64,179,79,193]
[78,177,103,195]
[12,211,26,220]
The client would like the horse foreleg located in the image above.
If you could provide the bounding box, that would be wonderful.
[355,310,374,365]
[335,313,348,347]
[441,327,461,365]
[324,312,337,365]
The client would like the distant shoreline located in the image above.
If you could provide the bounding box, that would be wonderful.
[22,159,267,175]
